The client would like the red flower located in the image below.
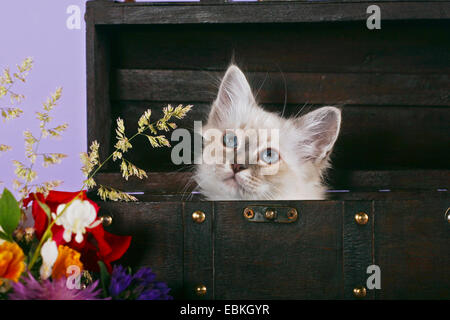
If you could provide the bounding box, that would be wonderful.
[23,191,131,272]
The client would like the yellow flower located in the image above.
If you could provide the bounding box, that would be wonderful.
[51,245,83,280]
[0,241,25,285]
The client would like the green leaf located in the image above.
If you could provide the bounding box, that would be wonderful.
[0,230,11,242]
[36,200,51,220]
[98,261,110,298]
[0,188,21,237]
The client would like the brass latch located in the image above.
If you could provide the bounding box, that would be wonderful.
[243,206,298,223]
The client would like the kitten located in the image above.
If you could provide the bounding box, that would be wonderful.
[194,65,341,200]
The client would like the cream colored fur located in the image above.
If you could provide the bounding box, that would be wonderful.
[194,65,341,200]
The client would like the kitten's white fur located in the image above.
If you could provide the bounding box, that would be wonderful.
[194,65,341,200]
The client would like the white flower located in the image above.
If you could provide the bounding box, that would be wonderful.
[53,199,101,244]
[40,239,58,280]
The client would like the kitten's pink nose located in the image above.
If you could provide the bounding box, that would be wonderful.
[231,164,246,173]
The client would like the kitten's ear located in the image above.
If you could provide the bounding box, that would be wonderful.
[295,107,341,163]
[208,65,255,124]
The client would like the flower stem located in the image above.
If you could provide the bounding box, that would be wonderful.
[28,119,161,270]
[86,123,151,181]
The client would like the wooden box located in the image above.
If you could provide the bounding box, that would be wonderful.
[86,0,450,299]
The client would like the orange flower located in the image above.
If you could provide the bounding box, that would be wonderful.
[0,241,25,285]
[51,245,83,280]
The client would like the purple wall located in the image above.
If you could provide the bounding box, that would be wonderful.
[0,0,88,196]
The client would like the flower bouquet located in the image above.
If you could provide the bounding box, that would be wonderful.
[0,58,191,300]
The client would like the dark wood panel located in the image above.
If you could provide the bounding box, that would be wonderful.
[108,102,450,170]
[213,201,343,299]
[343,201,374,299]
[94,170,450,196]
[86,12,113,162]
[99,202,184,298]
[95,172,196,194]
[87,2,450,25]
[113,69,450,106]
[111,22,450,74]
[328,168,450,190]
[183,202,215,299]
[326,105,450,170]
[327,190,450,201]
[94,198,450,300]
[86,0,450,301]
[89,190,450,202]
[200,0,225,4]
[374,199,450,299]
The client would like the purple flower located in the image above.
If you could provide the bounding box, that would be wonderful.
[133,267,156,286]
[109,265,172,300]
[138,282,173,300]
[8,272,104,300]
[109,265,133,297]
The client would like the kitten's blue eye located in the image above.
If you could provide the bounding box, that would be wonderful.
[223,132,238,148]
[261,148,279,164]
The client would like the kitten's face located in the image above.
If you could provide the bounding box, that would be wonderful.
[194,65,341,200]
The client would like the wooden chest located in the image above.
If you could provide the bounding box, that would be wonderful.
[86,0,450,299]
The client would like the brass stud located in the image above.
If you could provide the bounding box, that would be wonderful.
[195,284,207,296]
[265,209,276,220]
[243,208,254,219]
[192,211,206,224]
[445,208,450,224]
[355,212,369,225]
[101,215,112,227]
[287,208,298,221]
[353,286,367,298]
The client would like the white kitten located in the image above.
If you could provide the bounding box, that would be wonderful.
[194,65,341,200]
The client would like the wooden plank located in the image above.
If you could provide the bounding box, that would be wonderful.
[331,107,450,170]
[94,170,450,195]
[86,7,112,162]
[87,2,450,25]
[327,190,450,201]
[343,201,374,299]
[328,169,450,190]
[183,202,215,299]
[200,0,226,3]
[98,201,184,298]
[87,190,449,202]
[213,200,343,299]
[113,69,450,106]
[111,22,450,74]
[94,197,450,300]
[374,199,450,299]
[95,172,196,194]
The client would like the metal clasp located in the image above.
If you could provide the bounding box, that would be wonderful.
[243,206,298,223]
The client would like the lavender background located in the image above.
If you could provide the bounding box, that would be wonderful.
[0,0,88,196]
[0,0,203,197]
